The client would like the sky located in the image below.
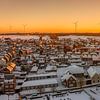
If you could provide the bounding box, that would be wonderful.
[0,0,100,33]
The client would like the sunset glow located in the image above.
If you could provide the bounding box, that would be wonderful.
[0,0,100,33]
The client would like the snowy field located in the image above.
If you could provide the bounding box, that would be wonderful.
[0,35,40,40]
[0,35,100,40]
[58,35,100,40]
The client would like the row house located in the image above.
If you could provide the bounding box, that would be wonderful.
[37,58,46,69]
[50,55,68,64]
[4,62,16,74]
[57,64,68,68]
[79,47,90,53]
[87,67,100,84]
[45,64,57,72]
[0,74,4,93]
[26,72,57,81]
[30,66,38,73]
[2,51,16,64]
[92,56,100,65]
[61,72,77,88]
[61,65,100,88]
[21,78,58,93]
[81,54,93,66]
[68,55,82,65]
[61,65,85,88]
[0,58,6,68]
[81,52,100,66]
[4,74,16,93]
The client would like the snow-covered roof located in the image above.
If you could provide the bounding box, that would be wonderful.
[57,64,68,67]
[13,71,21,74]
[69,59,81,63]
[74,51,81,54]
[50,59,57,63]
[87,67,100,78]
[71,55,80,59]
[46,65,57,71]
[61,72,76,81]
[64,56,69,59]
[15,66,21,71]
[82,55,92,58]
[22,78,58,87]
[0,73,4,78]
[0,59,6,66]
[26,72,57,78]
[15,85,21,89]
[64,64,84,74]
[33,54,40,57]
[38,58,45,63]
[0,94,19,100]
[58,54,64,57]
[92,56,100,61]
[16,79,24,83]
[90,52,97,55]
[42,35,50,40]
[30,66,38,72]
[20,56,25,60]
[67,51,72,54]
[4,79,13,83]
[6,62,16,72]
[50,56,58,60]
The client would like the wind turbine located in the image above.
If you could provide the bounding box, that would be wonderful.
[23,24,27,33]
[74,21,78,33]
[9,25,12,33]
[96,23,100,33]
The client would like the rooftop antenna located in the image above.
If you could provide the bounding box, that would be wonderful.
[74,21,78,33]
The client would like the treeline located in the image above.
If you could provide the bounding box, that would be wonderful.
[0,32,100,36]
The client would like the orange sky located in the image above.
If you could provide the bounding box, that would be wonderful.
[0,0,100,33]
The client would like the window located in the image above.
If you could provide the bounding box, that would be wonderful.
[47,76,50,78]
[5,85,9,88]
[70,84,74,87]
[23,87,26,90]
[45,85,47,88]
[73,81,76,83]
[93,80,95,83]
[46,84,48,87]
[10,85,13,88]
[29,86,32,90]
[27,87,31,90]
[86,80,91,85]
[68,81,71,84]
[52,76,55,78]
[70,77,73,81]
